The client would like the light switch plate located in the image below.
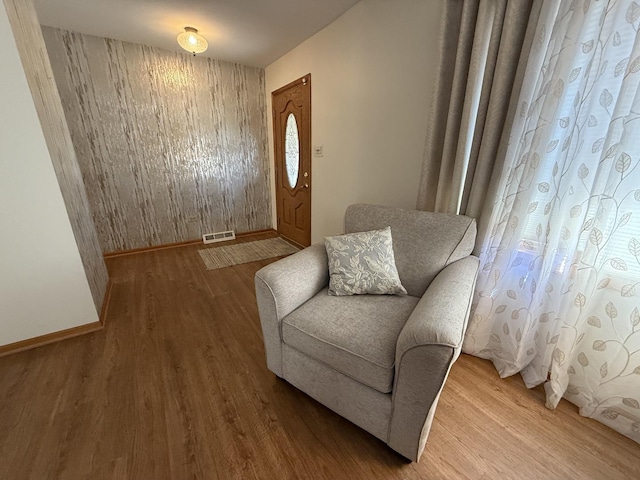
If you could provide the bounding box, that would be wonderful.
[313,145,323,157]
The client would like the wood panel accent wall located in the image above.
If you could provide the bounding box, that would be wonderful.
[3,0,109,313]
[42,27,272,253]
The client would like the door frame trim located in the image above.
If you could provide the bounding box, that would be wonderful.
[271,73,310,97]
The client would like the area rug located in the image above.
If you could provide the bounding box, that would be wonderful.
[198,237,300,270]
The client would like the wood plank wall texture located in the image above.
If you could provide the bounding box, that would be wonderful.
[4,0,109,313]
[42,27,272,253]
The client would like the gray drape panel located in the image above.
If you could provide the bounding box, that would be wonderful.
[417,0,539,218]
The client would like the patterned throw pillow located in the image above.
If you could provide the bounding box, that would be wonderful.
[324,226,407,296]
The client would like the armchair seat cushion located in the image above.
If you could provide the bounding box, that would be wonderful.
[282,289,420,393]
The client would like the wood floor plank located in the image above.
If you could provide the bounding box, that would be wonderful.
[0,232,638,479]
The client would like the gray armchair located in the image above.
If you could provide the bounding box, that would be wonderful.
[254,204,479,462]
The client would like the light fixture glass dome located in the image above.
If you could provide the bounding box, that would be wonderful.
[177,27,208,55]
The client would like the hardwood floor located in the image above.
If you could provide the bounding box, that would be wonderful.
[0,232,638,479]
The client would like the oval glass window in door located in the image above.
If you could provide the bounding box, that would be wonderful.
[284,113,300,188]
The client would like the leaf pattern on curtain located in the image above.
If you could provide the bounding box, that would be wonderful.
[464,0,640,442]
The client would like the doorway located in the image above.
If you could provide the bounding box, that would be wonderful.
[272,74,311,247]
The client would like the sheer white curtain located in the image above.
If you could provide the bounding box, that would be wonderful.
[464,0,640,442]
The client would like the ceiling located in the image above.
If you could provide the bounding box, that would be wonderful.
[33,0,360,68]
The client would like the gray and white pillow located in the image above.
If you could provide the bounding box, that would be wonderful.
[324,226,407,296]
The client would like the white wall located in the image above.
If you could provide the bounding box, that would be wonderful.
[0,2,98,346]
[265,0,443,242]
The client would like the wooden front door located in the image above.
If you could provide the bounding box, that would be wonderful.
[272,75,311,247]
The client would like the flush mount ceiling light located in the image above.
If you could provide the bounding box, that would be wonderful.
[177,26,208,55]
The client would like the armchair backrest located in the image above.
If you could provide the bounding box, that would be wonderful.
[344,204,477,297]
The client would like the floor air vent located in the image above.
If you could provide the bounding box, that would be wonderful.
[202,230,236,244]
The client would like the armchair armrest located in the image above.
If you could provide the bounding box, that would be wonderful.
[254,243,329,376]
[388,256,479,461]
